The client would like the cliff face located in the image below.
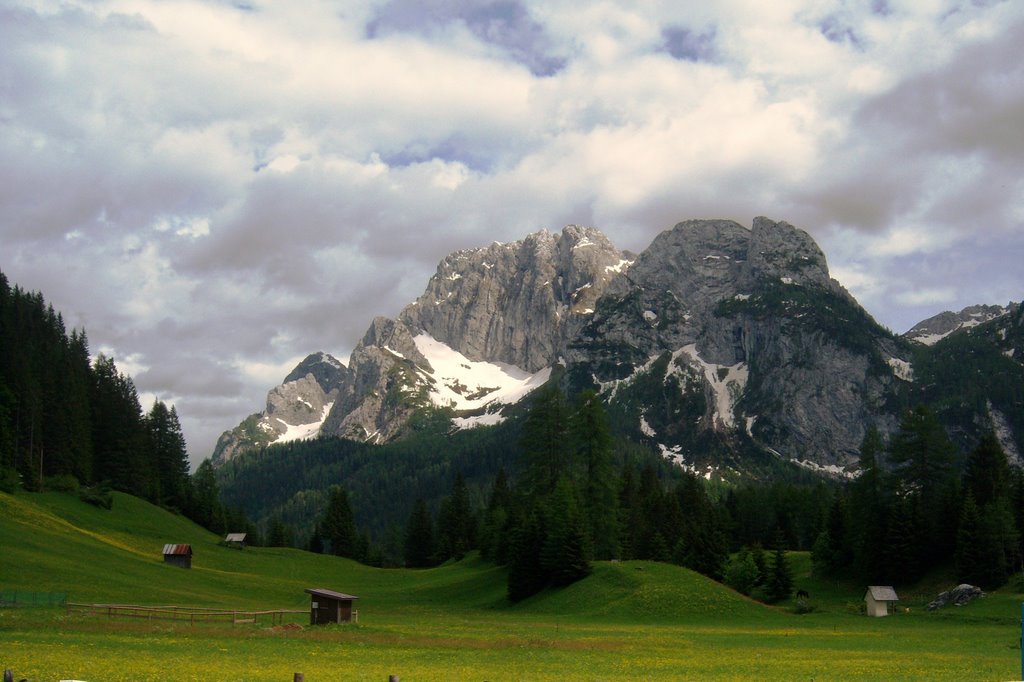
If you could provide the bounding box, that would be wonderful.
[399,225,628,371]
[566,217,904,470]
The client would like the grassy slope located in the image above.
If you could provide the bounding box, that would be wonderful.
[2,491,1023,681]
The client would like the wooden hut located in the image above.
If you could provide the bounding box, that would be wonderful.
[304,588,358,625]
[223,533,247,549]
[162,544,193,569]
[864,585,899,617]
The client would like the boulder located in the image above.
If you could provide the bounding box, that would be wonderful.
[925,584,984,611]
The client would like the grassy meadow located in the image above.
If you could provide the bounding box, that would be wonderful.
[2,490,1022,681]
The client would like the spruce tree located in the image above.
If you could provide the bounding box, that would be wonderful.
[955,492,984,586]
[436,472,474,561]
[321,485,359,559]
[888,406,958,565]
[507,509,546,602]
[404,498,436,568]
[520,384,571,497]
[540,477,592,587]
[571,390,619,560]
[765,530,794,603]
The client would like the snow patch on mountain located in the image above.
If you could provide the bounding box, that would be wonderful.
[678,344,748,429]
[790,457,855,480]
[274,402,334,445]
[413,333,551,412]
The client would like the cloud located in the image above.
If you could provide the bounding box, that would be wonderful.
[660,25,718,62]
[1,0,1022,464]
[366,0,568,75]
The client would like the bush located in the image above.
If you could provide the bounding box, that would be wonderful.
[0,467,20,493]
[44,474,80,493]
[79,484,113,509]
[793,598,816,614]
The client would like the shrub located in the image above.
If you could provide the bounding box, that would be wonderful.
[79,484,113,509]
[44,474,80,493]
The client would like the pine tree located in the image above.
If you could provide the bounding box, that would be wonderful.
[963,432,1010,509]
[479,468,511,563]
[91,354,150,497]
[540,477,592,587]
[520,384,572,497]
[321,485,359,559]
[145,401,191,509]
[955,492,984,586]
[436,472,474,561]
[764,530,794,603]
[571,390,620,560]
[888,406,958,566]
[404,498,436,568]
[724,548,760,595]
[190,459,226,533]
[507,509,546,602]
[849,426,890,581]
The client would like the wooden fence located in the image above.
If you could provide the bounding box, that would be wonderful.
[66,602,306,626]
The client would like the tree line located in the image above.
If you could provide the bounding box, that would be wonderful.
[811,405,1022,590]
[0,269,231,532]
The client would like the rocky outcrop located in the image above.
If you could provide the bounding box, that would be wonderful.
[400,226,628,372]
[319,317,432,442]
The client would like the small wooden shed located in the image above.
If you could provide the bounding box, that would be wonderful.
[864,585,899,617]
[224,533,247,549]
[162,543,193,569]
[304,588,358,625]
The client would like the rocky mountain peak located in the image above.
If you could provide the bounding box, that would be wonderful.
[399,225,626,372]
[747,216,832,288]
[905,303,1014,345]
[283,351,348,390]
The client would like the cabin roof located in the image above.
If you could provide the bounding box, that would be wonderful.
[866,585,899,602]
[224,533,247,542]
[162,543,192,556]
[305,588,359,601]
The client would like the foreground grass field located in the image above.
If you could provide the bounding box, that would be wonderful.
[2,490,1022,681]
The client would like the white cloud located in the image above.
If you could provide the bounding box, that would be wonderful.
[1,0,1022,463]
[895,287,957,307]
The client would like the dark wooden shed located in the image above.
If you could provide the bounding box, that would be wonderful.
[162,543,193,569]
[304,588,358,625]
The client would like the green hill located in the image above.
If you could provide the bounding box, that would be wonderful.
[1,490,764,621]
[3,490,1022,681]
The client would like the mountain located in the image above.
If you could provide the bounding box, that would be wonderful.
[904,303,1014,345]
[211,217,1021,479]
[214,225,626,460]
[213,352,347,462]
[906,301,1023,465]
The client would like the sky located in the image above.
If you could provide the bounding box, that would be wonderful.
[2,0,1022,466]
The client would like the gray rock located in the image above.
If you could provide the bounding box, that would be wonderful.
[926,584,984,611]
[400,225,627,372]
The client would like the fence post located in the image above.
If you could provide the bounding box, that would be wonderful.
[5,668,13,682]
[294,674,304,682]
[389,676,400,682]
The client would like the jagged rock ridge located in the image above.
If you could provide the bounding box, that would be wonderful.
[905,303,1013,345]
